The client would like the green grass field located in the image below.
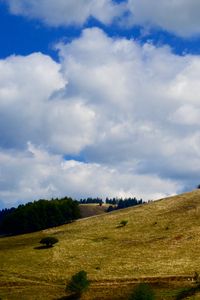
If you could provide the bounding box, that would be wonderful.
[1,190,200,299]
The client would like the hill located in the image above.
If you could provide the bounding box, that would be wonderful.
[79,204,109,218]
[1,190,200,299]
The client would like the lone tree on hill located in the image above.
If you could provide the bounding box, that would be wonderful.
[39,236,58,248]
[66,270,90,298]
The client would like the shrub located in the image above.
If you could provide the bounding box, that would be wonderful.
[66,270,90,297]
[175,283,200,300]
[107,205,115,212]
[194,271,199,283]
[129,283,155,300]
[120,220,128,227]
[39,236,58,247]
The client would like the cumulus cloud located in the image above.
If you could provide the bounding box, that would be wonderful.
[0,144,179,208]
[3,0,200,37]
[3,0,125,26]
[126,0,200,37]
[0,53,96,153]
[1,28,200,206]
[57,28,200,186]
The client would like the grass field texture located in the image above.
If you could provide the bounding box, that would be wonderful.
[1,190,200,299]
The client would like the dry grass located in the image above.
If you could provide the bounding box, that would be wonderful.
[79,204,109,218]
[1,190,200,299]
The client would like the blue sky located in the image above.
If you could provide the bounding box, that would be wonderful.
[1,0,200,208]
[1,1,200,59]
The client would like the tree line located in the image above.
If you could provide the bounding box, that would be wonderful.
[79,197,103,204]
[79,197,143,209]
[0,197,80,235]
[0,196,144,235]
[106,197,143,211]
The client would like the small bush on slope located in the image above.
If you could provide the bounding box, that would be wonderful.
[129,283,155,300]
[66,270,90,297]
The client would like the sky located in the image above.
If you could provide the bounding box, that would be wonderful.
[1,0,200,208]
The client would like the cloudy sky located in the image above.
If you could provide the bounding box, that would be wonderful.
[0,0,200,208]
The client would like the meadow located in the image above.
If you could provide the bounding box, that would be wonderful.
[1,190,200,299]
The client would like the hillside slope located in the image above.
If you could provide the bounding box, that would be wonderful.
[1,190,200,299]
[79,204,108,218]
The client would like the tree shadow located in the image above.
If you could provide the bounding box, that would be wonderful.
[34,245,52,250]
[116,224,125,228]
[56,294,80,300]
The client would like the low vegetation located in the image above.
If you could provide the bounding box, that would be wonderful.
[1,190,200,299]
[129,283,155,300]
[39,236,59,248]
[119,220,128,227]
[175,284,200,299]
[66,270,90,298]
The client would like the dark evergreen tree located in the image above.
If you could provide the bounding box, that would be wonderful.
[0,197,80,235]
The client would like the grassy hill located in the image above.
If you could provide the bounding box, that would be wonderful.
[79,203,109,218]
[1,190,200,299]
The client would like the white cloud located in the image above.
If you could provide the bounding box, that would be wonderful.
[0,53,96,153]
[170,105,200,125]
[126,0,200,37]
[3,0,200,37]
[1,28,200,206]
[57,28,200,185]
[3,0,125,26]
[0,144,179,208]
